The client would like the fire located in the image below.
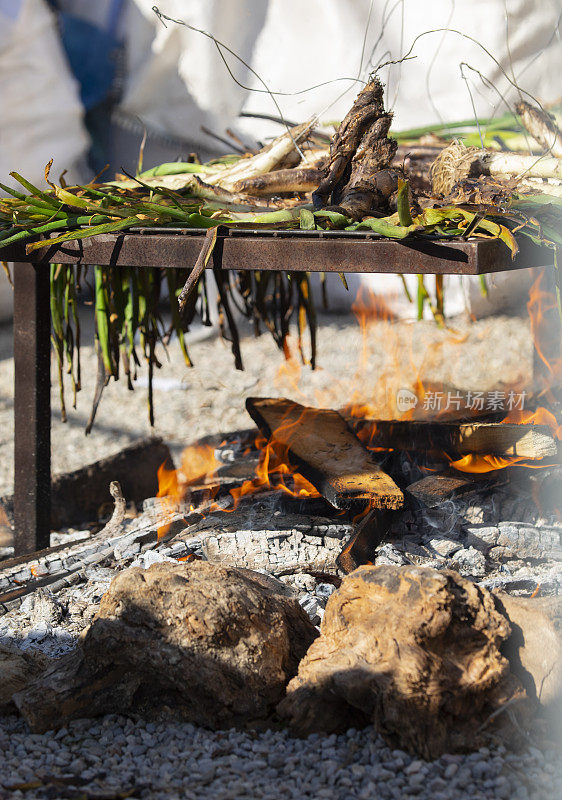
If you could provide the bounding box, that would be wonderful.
[155,423,320,531]
[153,268,561,524]
[528,271,557,373]
[226,429,320,510]
[448,453,556,473]
[156,444,219,537]
[274,337,305,398]
[502,406,562,439]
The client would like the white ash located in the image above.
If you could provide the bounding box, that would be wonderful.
[0,713,559,800]
[299,593,322,626]
[380,492,561,591]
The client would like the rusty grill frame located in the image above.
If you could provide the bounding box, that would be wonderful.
[6,228,553,555]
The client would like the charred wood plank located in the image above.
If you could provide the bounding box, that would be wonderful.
[246,397,403,511]
[352,419,558,459]
[406,471,497,508]
[336,508,398,574]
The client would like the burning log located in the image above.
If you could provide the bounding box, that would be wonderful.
[245,397,404,511]
[352,419,558,460]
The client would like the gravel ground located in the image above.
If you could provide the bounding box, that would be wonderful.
[1,713,560,800]
[0,305,533,494]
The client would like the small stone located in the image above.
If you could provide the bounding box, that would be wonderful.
[315,583,336,602]
[453,547,487,578]
[428,538,461,558]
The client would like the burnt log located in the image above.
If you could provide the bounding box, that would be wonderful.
[278,565,527,758]
[13,561,318,732]
[246,397,403,511]
[352,419,558,460]
[406,471,497,508]
[0,437,171,533]
[336,508,400,574]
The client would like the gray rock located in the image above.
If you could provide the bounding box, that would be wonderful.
[453,547,487,578]
[428,537,462,558]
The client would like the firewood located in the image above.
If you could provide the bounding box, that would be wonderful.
[406,471,495,508]
[246,397,403,511]
[352,419,558,459]
[278,565,527,758]
[336,508,398,573]
[13,562,318,732]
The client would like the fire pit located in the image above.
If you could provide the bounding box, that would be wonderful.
[4,227,553,555]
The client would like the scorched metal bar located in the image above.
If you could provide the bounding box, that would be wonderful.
[2,230,553,274]
[13,262,51,554]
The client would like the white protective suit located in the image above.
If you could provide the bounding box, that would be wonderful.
[121,0,561,145]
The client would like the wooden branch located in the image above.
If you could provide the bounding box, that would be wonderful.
[351,419,558,460]
[246,397,403,511]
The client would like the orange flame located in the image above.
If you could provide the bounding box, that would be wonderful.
[156,444,219,537]
[448,453,556,473]
[502,406,562,439]
[225,428,320,510]
[527,270,562,399]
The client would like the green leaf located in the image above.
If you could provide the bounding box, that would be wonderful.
[313,209,351,227]
[346,217,418,239]
[26,218,138,252]
[299,208,316,230]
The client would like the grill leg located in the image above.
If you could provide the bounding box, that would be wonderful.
[13,262,51,555]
